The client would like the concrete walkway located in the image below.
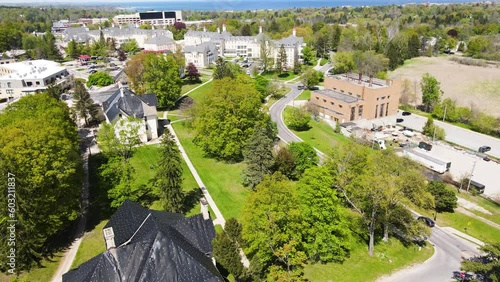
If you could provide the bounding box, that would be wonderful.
[51,129,92,282]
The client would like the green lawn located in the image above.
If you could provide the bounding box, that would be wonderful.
[185,80,213,101]
[296,89,311,100]
[0,251,65,282]
[181,74,212,95]
[400,107,474,131]
[304,239,434,282]
[457,193,500,226]
[172,121,249,219]
[434,211,499,243]
[260,71,300,81]
[71,220,108,269]
[283,106,350,154]
[129,144,162,188]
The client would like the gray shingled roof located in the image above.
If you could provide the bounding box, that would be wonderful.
[102,88,157,122]
[145,35,175,45]
[314,89,359,103]
[184,42,217,53]
[62,200,223,282]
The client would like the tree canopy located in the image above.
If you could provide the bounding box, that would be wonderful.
[0,94,81,271]
[192,75,270,161]
[86,71,114,88]
[421,73,443,112]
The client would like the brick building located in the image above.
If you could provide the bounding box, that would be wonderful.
[310,74,401,123]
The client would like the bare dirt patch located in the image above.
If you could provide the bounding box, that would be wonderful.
[389,56,500,117]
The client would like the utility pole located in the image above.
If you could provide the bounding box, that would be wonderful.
[432,126,436,143]
[466,161,477,192]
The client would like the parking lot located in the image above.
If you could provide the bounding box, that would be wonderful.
[351,114,500,199]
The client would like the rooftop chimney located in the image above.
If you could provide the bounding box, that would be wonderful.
[200,197,209,220]
[103,227,116,249]
[222,22,226,32]
[259,25,262,34]
[217,27,220,33]
[292,25,296,37]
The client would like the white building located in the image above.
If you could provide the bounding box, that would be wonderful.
[62,26,174,49]
[0,60,73,100]
[143,35,177,52]
[102,85,159,143]
[113,11,182,27]
[184,42,218,68]
[184,24,304,69]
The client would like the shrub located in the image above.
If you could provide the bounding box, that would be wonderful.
[86,72,114,88]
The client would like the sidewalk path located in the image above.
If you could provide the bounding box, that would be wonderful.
[51,129,92,282]
[166,123,250,267]
[456,207,500,230]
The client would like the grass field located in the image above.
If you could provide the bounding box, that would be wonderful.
[457,193,500,225]
[296,89,311,100]
[0,251,66,282]
[181,74,212,95]
[260,71,300,81]
[435,211,499,243]
[304,239,434,282]
[283,106,350,154]
[71,220,108,269]
[172,121,249,219]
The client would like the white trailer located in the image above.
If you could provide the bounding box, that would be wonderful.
[403,148,451,174]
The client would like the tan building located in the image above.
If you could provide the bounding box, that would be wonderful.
[311,74,401,123]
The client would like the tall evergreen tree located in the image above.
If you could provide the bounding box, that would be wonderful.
[154,129,185,213]
[407,32,421,58]
[212,231,246,280]
[73,80,98,126]
[276,44,287,75]
[242,125,276,190]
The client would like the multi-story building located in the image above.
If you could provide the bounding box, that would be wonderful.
[184,42,218,68]
[310,74,401,123]
[184,24,304,69]
[0,60,73,100]
[62,26,174,49]
[113,11,182,27]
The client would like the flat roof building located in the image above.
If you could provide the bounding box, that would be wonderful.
[0,60,73,100]
[310,74,401,123]
[113,11,182,27]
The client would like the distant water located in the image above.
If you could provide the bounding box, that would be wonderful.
[71,0,481,11]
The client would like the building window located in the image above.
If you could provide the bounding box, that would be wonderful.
[388,96,390,99]
[358,105,363,118]
[375,105,378,118]
[7,82,11,88]
[36,81,40,86]
[376,97,379,101]
[380,103,385,117]
[27,82,33,87]
[330,102,334,105]
[386,102,389,116]
[315,97,319,100]
[339,104,343,108]
[381,96,386,100]
[340,90,344,93]
[323,99,326,103]
[350,107,355,121]
[348,92,352,95]
[6,89,13,95]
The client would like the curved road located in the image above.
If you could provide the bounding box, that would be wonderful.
[270,84,481,281]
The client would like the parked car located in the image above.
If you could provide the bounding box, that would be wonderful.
[478,145,491,153]
[402,130,415,137]
[417,216,435,227]
[297,85,305,90]
[402,111,411,116]
[89,70,97,74]
[308,86,319,90]
[396,118,404,123]
[419,141,433,151]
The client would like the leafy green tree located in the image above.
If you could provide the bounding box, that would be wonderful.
[254,75,270,101]
[300,69,319,89]
[225,217,243,243]
[288,142,318,179]
[432,98,460,122]
[332,51,355,74]
[461,242,500,281]
[330,25,342,51]
[97,117,141,160]
[192,75,267,161]
[241,173,305,279]
[73,80,99,126]
[386,34,409,70]
[212,231,246,280]
[260,36,274,73]
[421,73,443,112]
[301,46,315,65]
[427,181,457,213]
[86,72,114,88]
[46,83,62,100]
[143,53,183,108]
[240,23,251,36]
[276,44,287,75]
[242,124,276,190]
[466,36,491,57]
[213,57,242,80]
[470,112,499,136]
[297,166,352,262]
[422,117,446,140]
[100,156,141,208]
[287,106,311,131]
[0,94,81,271]
[273,146,296,180]
[154,129,185,213]
[124,52,149,94]
[120,39,139,54]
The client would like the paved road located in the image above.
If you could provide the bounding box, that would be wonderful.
[269,82,303,143]
[379,226,481,282]
[396,112,500,159]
